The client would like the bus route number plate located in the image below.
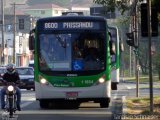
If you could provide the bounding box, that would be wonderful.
[66,92,78,99]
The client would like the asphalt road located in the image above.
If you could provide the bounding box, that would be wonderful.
[1,81,157,120]
[0,90,112,120]
[0,88,123,120]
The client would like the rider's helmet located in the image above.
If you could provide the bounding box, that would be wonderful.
[6,63,16,74]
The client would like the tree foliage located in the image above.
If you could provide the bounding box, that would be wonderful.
[152,0,160,12]
[152,41,160,80]
[93,0,116,12]
[93,0,130,15]
[93,0,160,15]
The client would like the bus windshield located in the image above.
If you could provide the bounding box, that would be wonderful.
[38,32,105,72]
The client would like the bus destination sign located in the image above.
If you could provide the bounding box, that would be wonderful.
[42,22,105,30]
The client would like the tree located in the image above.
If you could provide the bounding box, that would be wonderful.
[93,0,160,15]
[152,0,160,12]
[153,53,160,80]
[93,0,130,15]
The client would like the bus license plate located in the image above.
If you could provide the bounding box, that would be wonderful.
[66,92,78,99]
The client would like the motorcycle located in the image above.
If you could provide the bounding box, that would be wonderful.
[4,82,17,117]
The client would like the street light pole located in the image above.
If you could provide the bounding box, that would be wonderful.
[11,3,25,64]
[13,2,16,64]
[134,1,139,98]
[1,0,4,65]
[147,0,153,113]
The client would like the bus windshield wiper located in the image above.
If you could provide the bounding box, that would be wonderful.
[56,35,67,48]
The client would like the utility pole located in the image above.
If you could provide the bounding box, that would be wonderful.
[147,0,153,113]
[135,10,139,98]
[13,2,16,64]
[129,22,132,77]
[133,0,139,97]
[11,3,25,64]
[70,0,73,11]
[1,0,4,65]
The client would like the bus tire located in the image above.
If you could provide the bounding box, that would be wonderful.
[100,99,110,108]
[39,100,48,109]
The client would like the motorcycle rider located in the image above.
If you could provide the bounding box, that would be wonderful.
[1,63,21,111]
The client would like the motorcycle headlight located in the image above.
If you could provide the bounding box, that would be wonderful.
[7,85,14,92]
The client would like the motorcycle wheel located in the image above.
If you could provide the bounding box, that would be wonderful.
[9,97,13,117]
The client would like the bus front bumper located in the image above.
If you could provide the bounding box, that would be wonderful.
[35,80,111,100]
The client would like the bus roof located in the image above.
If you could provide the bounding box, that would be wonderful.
[37,16,106,23]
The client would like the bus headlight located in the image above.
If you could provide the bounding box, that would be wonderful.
[39,75,49,85]
[40,78,48,84]
[94,75,106,86]
[98,77,105,83]
[7,85,14,92]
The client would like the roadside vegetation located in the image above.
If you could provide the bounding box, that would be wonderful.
[123,75,160,83]
[126,96,160,115]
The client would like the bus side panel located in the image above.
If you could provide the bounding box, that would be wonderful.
[106,27,111,81]
[111,69,119,83]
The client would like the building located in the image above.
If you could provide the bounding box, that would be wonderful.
[0,12,32,66]
[1,2,93,66]
[24,4,69,18]
[70,6,90,16]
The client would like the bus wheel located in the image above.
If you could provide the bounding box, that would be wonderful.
[71,102,80,109]
[39,100,49,109]
[100,99,109,108]
[111,82,118,90]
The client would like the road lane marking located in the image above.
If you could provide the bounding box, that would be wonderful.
[127,86,136,89]
[127,86,131,89]
[122,96,127,114]
[14,110,109,115]
[21,101,34,108]
[113,92,118,99]
[21,97,36,101]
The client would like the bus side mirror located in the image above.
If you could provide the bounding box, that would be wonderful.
[29,29,35,50]
[109,41,116,55]
[120,42,124,52]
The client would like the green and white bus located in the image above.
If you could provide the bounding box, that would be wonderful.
[29,16,115,108]
[108,26,123,90]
